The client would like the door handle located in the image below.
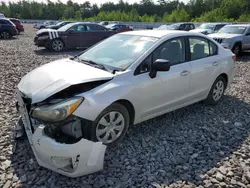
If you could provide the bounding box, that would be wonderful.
[213,61,219,66]
[180,70,190,76]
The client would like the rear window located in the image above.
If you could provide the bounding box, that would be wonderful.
[0,20,12,25]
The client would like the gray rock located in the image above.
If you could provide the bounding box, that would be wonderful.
[120,173,130,182]
[215,172,224,181]
[3,180,12,188]
[20,174,27,183]
[218,166,227,175]
[2,160,11,169]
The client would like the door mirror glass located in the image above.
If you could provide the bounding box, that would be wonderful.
[149,59,170,78]
[245,32,250,36]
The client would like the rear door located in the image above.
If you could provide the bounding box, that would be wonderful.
[64,24,86,49]
[242,27,250,50]
[188,36,220,100]
[83,24,115,48]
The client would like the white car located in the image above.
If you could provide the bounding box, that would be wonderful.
[16,30,235,177]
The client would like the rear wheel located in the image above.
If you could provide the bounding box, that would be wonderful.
[50,39,64,52]
[232,43,241,56]
[87,103,130,145]
[204,76,226,105]
[0,31,11,39]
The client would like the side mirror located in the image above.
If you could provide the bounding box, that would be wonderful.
[245,32,250,36]
[149,59,170,78]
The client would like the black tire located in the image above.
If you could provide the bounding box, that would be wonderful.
[49,39,64,52]
[0,31,12,39]
[232,43,241,56]
[86,103,130,146]
[204,76,226,105]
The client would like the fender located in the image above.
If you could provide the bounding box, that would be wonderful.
[73,80,135,121]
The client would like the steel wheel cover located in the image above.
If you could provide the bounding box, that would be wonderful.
[96,111,125,144]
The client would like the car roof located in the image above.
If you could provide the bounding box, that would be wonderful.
[120,30,201,38]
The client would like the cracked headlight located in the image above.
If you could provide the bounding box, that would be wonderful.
[38,35,49,40]
[223,38,232,43]
[31,97,84,122]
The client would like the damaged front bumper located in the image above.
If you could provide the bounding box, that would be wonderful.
[16,90,107,178]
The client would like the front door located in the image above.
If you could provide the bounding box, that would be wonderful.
[133,37,191,121]
[64,24,85,49]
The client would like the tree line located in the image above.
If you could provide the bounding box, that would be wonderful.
[0,0,250,22]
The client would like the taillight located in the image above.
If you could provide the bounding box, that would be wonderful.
[232,54,236,62]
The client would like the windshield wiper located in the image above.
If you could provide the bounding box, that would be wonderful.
[78,58,110,72]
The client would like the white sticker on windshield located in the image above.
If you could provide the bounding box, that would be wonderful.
[140,37,158,42]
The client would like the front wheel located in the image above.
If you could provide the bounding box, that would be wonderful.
[204,76,226,105]
[0,31,11,39]
[50,39,64,52]
[88,103,130,145]
[232,43,241,56]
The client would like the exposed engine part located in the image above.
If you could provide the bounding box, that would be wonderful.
[61,118,82,139]
[46,80,110,101]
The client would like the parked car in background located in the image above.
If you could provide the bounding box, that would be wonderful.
[190,23,227,35]
[0,13,5,18]
[9,18,24,34]
[208,24,250,56]
[99,21,121,26]
[0,18,18,39]
[106,23,133,32]
[34,22,116,52]
[160,23,195,31]
[35,20,58,29]
[45,21,74,30]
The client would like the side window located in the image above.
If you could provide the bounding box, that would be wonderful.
[190,24,195,29]
[209,41,218,56]
[184,24,191,30]
[179,24,185,30]
[87,24,106,31]
[214,25,224,32]
[0,20,5,24]
[135,37,186,75]
[68,24,86,32]
[153,38,185,65]
[189,37,210,60]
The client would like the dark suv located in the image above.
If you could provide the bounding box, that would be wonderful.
[167,23,195,31]
[0,18,18,39]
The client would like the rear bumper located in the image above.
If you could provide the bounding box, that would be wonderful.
[16,91,107,178]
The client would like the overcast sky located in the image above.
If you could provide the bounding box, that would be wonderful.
[0,0,189,6]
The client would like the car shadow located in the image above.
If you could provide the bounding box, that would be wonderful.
[34,49,81,57]
[11,95,250,187]
[237,51,250,62]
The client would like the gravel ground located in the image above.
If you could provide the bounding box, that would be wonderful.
[0,24,250,188]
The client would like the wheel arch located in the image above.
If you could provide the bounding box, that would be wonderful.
[218,73,228,88]
[112,99,135,126]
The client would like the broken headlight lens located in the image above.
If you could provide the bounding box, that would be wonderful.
[31,97,83,122]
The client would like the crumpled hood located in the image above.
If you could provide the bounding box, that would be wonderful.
[208,33,242,39]
[36,28,59,35]
[18,58,114,104]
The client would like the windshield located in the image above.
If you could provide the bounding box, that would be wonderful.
[167,24,180,30]
[77,34,158,70]
[58,22,76,32]
[218,26,247,34]
[197,23,215,30]
[55,22,64,26]
[157,25,168,30]
[106,24,116,29]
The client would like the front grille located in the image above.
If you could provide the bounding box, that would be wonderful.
[213,38,223,43]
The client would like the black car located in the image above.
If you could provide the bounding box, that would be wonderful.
[0,18,18,39]
[34,22,116,52]
[45,21,74,30]
[167,23,195,31]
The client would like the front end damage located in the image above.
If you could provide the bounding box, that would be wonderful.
[16,89,107,178]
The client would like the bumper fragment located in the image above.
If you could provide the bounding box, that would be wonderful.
[16,90,107,178]
[32,125,106,177]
